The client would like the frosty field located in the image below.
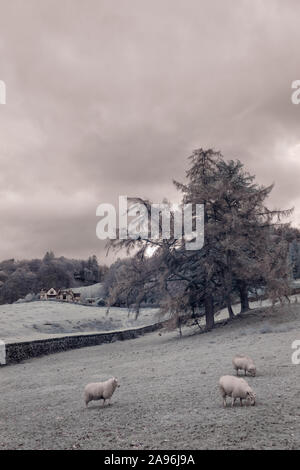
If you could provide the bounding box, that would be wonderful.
[0,294,281,344]
[0,301,160,343]
[0,303,299,449]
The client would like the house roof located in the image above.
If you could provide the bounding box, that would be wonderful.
[47,288,57,295]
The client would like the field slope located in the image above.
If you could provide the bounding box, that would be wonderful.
[0,303,299,449]
[0,301,160,343]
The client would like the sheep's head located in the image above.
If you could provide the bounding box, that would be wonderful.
[246,390,256,406]
[113,377,120,388]
[248,365,256,377]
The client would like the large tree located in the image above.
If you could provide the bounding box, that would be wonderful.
[107,148,292,331]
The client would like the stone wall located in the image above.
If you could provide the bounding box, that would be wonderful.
[3,322,163,365]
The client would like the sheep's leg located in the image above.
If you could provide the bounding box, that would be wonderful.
[240,398,243,406]
[231,397,236,407]
[102,399,106,407]
[220,388,227,407]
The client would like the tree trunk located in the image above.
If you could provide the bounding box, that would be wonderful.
[204,294,214,330]
[177,316,183,338]
[223,256,234,319]
[227,298,234,319]
[239,281,250,313]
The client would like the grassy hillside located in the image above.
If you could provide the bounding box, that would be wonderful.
[0,301,160,343]
[0,303,299,449]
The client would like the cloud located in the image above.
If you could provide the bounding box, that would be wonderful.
[0,0,300,262]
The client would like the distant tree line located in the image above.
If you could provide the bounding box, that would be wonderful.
[0,251,108,304]
[105,149,299,333]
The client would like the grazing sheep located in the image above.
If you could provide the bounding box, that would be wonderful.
[219,375,256,407]
[232,355,256,376]
[84,377,120,407]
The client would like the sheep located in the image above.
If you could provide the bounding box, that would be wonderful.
[232,355,256,377]
[84,377,120,407]
[219,375,256,407]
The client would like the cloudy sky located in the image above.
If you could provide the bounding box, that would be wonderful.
[1,0,300,264]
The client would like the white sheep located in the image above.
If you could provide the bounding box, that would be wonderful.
[84,377,120,407]
[219,375,256,407]
[232,355,256,376]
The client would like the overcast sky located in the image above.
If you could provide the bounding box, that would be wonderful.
[1,0,300,264]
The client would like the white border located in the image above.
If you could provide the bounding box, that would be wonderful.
[0,340,6,365]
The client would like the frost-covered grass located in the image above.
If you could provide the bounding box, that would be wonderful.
[0,293,298,344]
[0,302,299,449]
[0,301,160,343]
[72,283,105,300]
